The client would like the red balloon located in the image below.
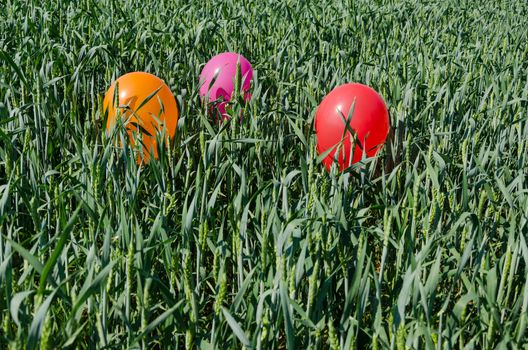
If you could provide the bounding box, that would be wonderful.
[314,83,390,171]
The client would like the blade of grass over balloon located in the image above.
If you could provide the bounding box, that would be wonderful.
[316,143,338,164]
[128,121,154,137]
[132,85,163,114]
[338,99,357,140]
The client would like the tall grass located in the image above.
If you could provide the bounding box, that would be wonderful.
[1,0,527,348]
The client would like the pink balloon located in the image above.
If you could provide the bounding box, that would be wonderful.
[199,52,253,119]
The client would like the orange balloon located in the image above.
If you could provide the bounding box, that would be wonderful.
[103,72,179,162]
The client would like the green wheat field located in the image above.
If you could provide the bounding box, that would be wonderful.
[1,0,527,349]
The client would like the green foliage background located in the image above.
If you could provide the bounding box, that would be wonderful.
[1,0,527,348]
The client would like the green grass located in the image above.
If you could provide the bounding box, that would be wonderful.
[1,0,528,348]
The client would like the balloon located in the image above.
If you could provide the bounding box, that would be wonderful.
[199,52,253,119]
[314,83,389,171]
[103,72,179,163]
